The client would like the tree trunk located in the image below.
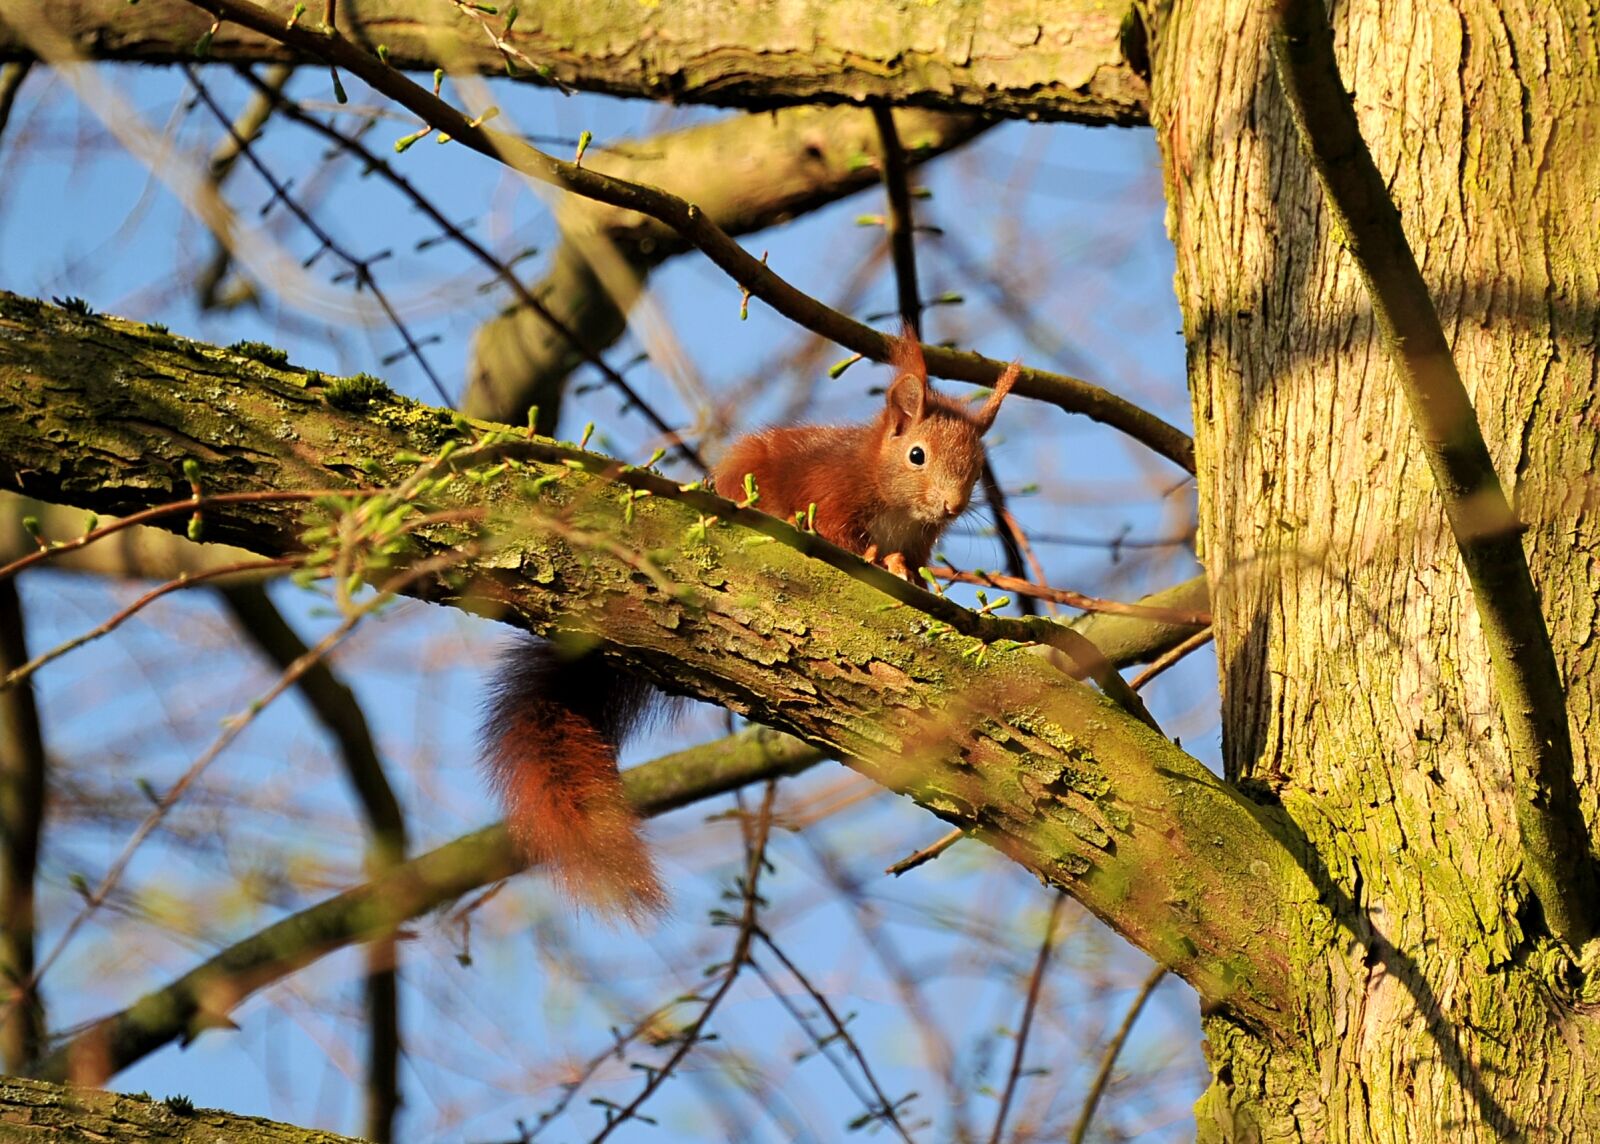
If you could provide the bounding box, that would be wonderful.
[1147,0,1600,1136]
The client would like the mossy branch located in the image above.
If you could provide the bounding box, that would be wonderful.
[0,1074,365,1142]
[0,291,1313,1034]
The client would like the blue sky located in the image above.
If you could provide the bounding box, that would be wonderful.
[3,59,1215,1142]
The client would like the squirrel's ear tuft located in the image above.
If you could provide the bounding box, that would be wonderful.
[888,322,926,383]
[886,371,927,434]
[885,324,928,434]
[973,360,1019,435]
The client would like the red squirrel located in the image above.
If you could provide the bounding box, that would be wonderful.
[482,331,1018,921]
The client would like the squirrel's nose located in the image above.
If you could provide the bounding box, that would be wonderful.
[942,496,963,517]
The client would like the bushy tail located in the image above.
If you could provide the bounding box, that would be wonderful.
[481,639,667,922]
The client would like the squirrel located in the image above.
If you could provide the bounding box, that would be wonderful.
[482,330,1018,921]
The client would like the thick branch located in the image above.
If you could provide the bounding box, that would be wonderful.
[32,594,1207,1086]
[2,0,1149,124]
[0,1074,364,1142]
[1269,0,1597,949]
[0,292,1314,1033]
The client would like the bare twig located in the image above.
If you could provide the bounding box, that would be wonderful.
[232,67,704,471]
[1128,627,1214,692]
[180,0,1197,472]
[3,558,295,691]
[1269,0,1597,946]
[589,783,781,1142]
[183,65,454,407]
[885,826,965,877]
[197,62,293,310]
[1067,965,1167,1144]
[755,927,917,1142]
[0,490,339,582]
[31,730,827,1084]
[988,893,1065,1144]
[977,465,1043,618]
[15,549,470,1030]
[932,566,1210,625]
[871,107,923,337]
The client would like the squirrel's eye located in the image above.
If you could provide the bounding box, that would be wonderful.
[908,445,926,466]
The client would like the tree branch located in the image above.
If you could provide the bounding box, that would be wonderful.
[163,0,1195,472]
[3,0,1148,125]
[463,105,988,430]
[0,292,1313,1033]
[1268,0,1598,949]
[0,1074,365,1142]
[32,728,826,1084]
[0,582,44,1071]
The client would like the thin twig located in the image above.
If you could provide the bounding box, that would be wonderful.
[977,465,1042,618]
[988,892,1065,1144]
[589,782,780,1142]
[1269,0,1597,945]
[1128,627,1213,692]
[183,65,454,407]
[1067,965,1167,1144]
[885,826,965,877]
[3,558,295,691]
[231,65,705,472]
[198,62,293,310]
[754,926,917,1143]
[871,106,922,337]
[13,550,470,1026]
[932,566,1210,625]
[0,490,340,582]
[181,0,1198,472]
[31,730,827,1084]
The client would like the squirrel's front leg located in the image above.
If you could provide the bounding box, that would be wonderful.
[882,552,912,581]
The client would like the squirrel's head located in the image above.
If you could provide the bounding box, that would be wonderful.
[875,329,1017,527]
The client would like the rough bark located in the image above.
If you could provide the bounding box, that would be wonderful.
[0,0,1148,124]
[0,291,1320,1035]
[24,569,1198,1088]
[0,1074,364,1141]
[1147,0,1600,1137]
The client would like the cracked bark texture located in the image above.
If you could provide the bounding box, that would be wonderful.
[0,291,1320,1038]
[0,0,1148,124]
[1147,0,1600,1137]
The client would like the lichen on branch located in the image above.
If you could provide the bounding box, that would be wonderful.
[0,291,1321,1033]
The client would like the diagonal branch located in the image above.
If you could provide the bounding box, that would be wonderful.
[0,292,1316,1033]
[32,571,1197,1089]
[175,0,1196,473]
[1268,0,1598,949]
[31,728,825,1084]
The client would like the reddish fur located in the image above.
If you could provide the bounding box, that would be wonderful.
[712,327,1011,572]
[483,644,666,923]
[483,328,1014,921]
